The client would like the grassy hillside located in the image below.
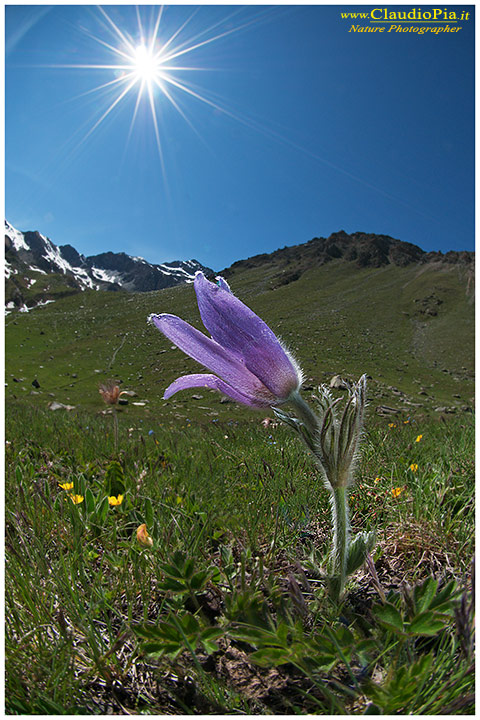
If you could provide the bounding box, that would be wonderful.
[5,251,475,714]
[5,257,474,425]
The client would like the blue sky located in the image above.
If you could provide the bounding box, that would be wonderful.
[5,4,475,270]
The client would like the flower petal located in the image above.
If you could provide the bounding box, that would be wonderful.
[216,276,232,293]
[149,313,272,402]
[194,272,301,399]
[164,373,273,407]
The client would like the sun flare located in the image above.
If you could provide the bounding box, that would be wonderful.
[132,44,161,84]
[38,6,274,178]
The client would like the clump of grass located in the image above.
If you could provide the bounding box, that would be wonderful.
[5,400,475,713]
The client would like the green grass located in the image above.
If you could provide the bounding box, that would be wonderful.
[5,258,474,424]
[5,257,474,712]
[5,399,474,714]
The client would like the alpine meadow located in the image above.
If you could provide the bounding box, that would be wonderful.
[5,230,475,714]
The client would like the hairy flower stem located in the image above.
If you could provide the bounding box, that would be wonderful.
[112,408,119,452]
[289,391,319,435]
[330,485,350,601]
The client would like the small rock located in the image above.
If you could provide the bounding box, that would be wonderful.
[376,405,401,415]
[118,398,129,405]
[32,379,40,388]
[49,401,75,411]
[330,375,347,390]
[71,373,77,378]
[191,394,203,400]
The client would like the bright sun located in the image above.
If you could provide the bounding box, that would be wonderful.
[132,44,160,84]
[52,6,263,169]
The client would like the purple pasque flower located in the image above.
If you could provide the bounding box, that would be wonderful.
[149,272,302,408]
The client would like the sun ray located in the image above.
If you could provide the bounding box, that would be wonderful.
[76,28,136,63]
[160,73,240,122]
[154,77,211,150]
[147,5,164,55]
[79,77,139,147]
[160,6,244,60]
[54,71,137,108]
[160,7,274,64]
[157,7,200,58]
[119,81,147,169]
[146,81,168,194]
[97,5,137,57]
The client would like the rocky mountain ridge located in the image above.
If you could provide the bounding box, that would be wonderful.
[5,221,213,313]
[221,230,474,288]
[5,221,474,312]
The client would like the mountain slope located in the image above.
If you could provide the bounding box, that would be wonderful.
[5,220,213,312]
[5,229,474,422]
[221,229,474,290]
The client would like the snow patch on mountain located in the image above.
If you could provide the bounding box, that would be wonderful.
[5,220,29,251]
[91,266,123,285]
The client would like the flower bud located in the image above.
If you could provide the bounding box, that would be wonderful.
[136,523,153,548]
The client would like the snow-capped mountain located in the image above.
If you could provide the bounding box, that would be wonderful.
[5,220,213,312]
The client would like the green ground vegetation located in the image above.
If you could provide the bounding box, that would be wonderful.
[5,400,474,714]
[5,259,474,423]
[5,257,474,713]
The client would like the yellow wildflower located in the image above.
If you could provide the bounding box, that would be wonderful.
[403,420,410,424]
[69,494,84,504]
[415,434,423,442]
[410,463,418,472]
[374,477,381,484]
[388,423,396,428]
[391,487,405,498]
[108,494,124,506]
[59,482,74,491]
[136,523,153,548]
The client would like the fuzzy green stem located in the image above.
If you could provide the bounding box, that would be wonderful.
[112,408,119,452]
[289,391,319,436]
[330,484,350,601]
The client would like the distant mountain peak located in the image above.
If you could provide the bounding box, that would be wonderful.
[4,220,213,313]
[221,229,473,288]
